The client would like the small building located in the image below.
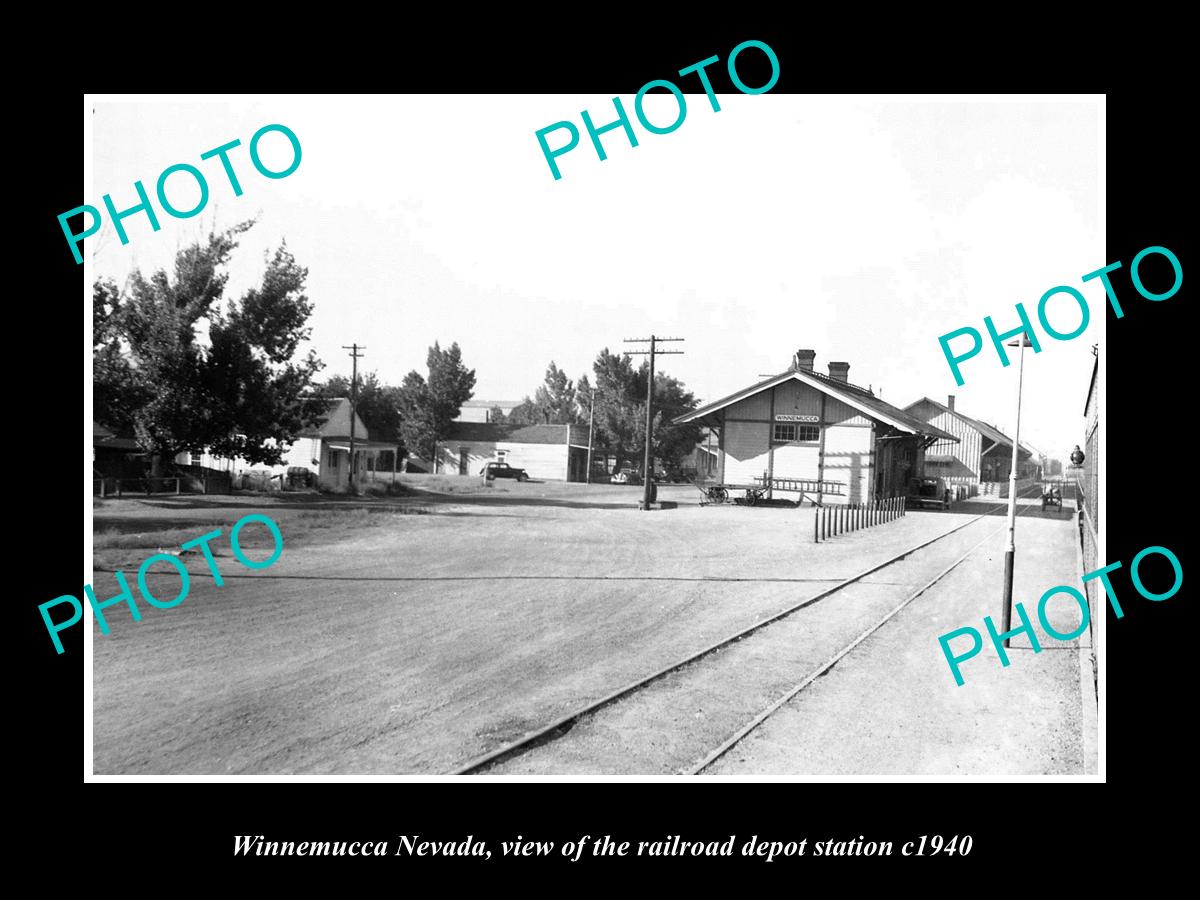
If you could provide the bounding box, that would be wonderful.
[175,398,394,491]
[673,350,957,505]
[435,422,591,481]
[904,395,1032,493]
[93,421,146,478]
[682,428,720,481]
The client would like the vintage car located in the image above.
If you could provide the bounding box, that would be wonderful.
[480,462,529,482]
[907,475,952,510]
[610,467,643,485]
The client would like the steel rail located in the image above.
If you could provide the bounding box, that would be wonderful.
[687,490,1043,774]
[454,486,1043,775]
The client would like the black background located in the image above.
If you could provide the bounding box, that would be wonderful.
[18,22,1186,886]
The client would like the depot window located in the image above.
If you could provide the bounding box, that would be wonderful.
[774,423,819,442]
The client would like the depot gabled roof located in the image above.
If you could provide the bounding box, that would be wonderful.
[675,370,957,442]
[904,397,1030,458]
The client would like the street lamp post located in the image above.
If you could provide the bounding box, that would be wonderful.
[1000,336,1032,648]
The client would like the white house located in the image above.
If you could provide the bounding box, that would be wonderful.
[176,398,395,491]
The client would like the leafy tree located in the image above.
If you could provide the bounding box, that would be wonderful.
[651,372,704,468]
[590,348,643,468]
[396,341,476,461]
[574,374,595,423]
[587,348,701,471]
[506,396,539,425]
[532,361,579,424]
[92,222,324,470]
[93,278,149,433]
[487,405,508,424]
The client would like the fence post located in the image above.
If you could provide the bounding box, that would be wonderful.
[814,505,819,543]
[99,479,106,498]
[175,477,181,495]
[902,496,906,516]
[203,476,208,495]
[116,480,122,499]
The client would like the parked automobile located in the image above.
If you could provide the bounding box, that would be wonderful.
[907,476,952,510]
[480,462,529,482]
[611,467,643,485]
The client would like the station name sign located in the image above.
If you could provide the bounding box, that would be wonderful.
[774,414,818,423]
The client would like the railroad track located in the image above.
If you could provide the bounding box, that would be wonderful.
[454,487,1046,776]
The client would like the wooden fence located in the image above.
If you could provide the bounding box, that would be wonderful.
[815,495,906,542]
[94,472,233,497]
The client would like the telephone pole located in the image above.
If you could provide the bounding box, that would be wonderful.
[586,386,597,485]
[624,335,684,510]
[342,343,366,490]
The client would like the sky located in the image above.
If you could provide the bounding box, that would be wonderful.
[89,94,1102,460]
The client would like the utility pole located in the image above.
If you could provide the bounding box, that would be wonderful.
[586,386,597,485]
[342,343,365,490]
[624,335,684,510]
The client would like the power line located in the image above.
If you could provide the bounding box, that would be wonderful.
[623,335,684,510]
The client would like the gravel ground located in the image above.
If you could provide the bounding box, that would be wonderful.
[90,485,1058,774]
[703,498,1087,776]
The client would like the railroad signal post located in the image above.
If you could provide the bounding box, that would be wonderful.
[624,335,684,510]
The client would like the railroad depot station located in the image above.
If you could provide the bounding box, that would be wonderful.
[673,349,958,505]
[904,395,1034,497]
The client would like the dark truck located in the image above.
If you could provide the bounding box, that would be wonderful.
[480,462,529,482]
[907,475,952,510]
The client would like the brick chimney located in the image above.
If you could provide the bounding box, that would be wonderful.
[792,349,816,372]
[947,394,956,411]
[828,361,850,383]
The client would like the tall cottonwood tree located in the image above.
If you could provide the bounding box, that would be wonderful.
[92,222,324,469]
[396,342,476,462]
[587,348,701,471]
[532,361,579,424]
